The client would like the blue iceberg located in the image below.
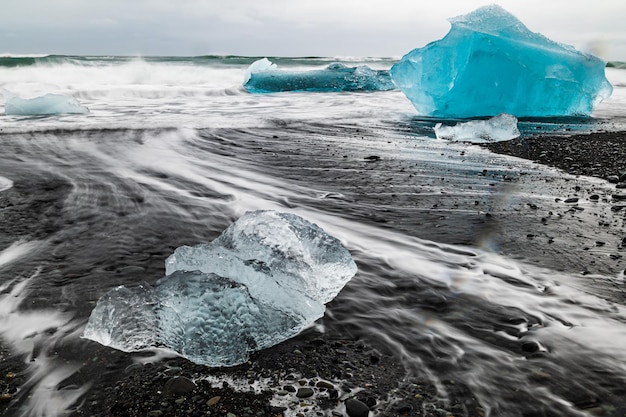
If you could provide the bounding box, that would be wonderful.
[390,5,613,118]
[243,58,396,93]
[3,89,89,116]
[83,210,357,366]
[434,113,521,142]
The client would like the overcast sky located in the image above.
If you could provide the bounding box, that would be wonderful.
[2,0,625,60]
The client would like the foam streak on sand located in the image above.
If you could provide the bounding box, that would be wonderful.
[0,244,90,417]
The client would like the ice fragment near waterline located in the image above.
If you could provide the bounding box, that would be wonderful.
[434,113,521,142]
[390,5,613,118]
[83,210,357,366]
[244,58,396,93]
[3,89,89,116]
[242,57,277,84]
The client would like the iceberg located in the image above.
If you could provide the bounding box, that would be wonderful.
[3,89,89,116]
[243,59,396,93]
[434,113,521,142]
[390,5,613,118]
[83,210,357,366]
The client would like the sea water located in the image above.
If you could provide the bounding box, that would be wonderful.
[1,55,626,416]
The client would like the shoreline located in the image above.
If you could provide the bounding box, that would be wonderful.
[3,130,626,416]
[480,131,626,183]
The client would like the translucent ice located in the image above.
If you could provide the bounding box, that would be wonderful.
[390,5,613,118]
[434,113,521,142]
[3,89,89,116]
[84,210,357,366]
[242,57,277,84]
[244,59,396,93]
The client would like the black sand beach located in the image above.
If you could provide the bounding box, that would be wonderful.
[3,130,626,417]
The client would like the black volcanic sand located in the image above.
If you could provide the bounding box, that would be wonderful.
[66,330,476,417]
[482,131,626,182]
[3,130,626,416]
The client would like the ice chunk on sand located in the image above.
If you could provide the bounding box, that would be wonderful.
[3,89,89,116]
[434,113,521,142]
[84,210,357,366]
[244,58,396,93]
[390,5,613,118]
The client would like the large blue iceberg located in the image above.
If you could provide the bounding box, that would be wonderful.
[3,89,89,116]
[390,5,613,118]
[83,210,357,366]
[243,58,396,93]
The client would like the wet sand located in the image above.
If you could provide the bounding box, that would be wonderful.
[68,130,626,417]
[482,131,626,183]
[3,130,626,417]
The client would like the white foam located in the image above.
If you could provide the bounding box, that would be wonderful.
[0,176,13,192]
[0,240,40,269]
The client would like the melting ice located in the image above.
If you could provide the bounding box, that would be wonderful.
[3,89,89,116]
[434,113,521,142]
[390,5,613,118]
[243,58,396,93]
[83,210,357,366]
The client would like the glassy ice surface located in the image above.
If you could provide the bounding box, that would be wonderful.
[3,89,89,115]
[434,113,521,142]
[244,59,396,93]
[390,5,613,118]
[84,210,357,366]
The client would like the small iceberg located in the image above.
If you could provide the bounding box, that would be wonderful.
[83,210,357,367]
[434,113,521,142]
[3,89,89,116]
[390,5,613,118]
[243,58,396,93]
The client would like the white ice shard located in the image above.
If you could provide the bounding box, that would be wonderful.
[390,5,613,118]
[434,113,521,142]
[3,89,89,116]
[83,210,357,366]
[243,58,277,84]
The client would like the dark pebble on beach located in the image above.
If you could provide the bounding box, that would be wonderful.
[296,387,314,398]
[163,376,196,395]
[345,398,370,417]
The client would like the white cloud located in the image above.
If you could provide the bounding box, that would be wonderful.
[0,0,624,59]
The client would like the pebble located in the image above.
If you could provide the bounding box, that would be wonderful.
[345,398,370,417]
[564,197,579,203]
[296,387,315,398]
[164,376,196,395]
[316,380,335,390]
[206,396,221,406]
